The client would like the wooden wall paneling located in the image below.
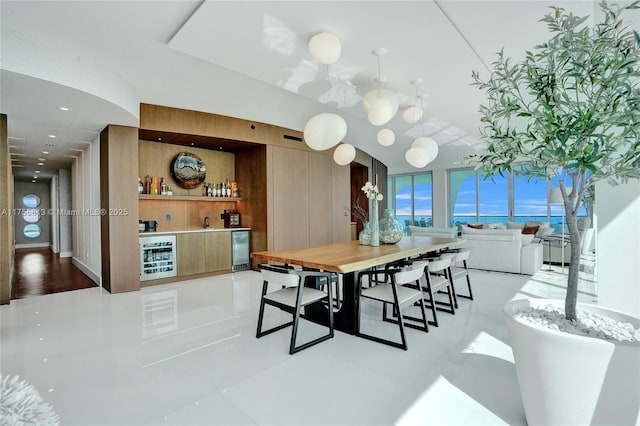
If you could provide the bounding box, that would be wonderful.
[140,104,310,151]
[266,146,275,250]
[234,145,267,263]
[100,125,140,293]
[204,232,231,272]
[138,140,234,197]
[177,233,205,276]
[0,114,11,304]
[139,199,188,231]
[271,146,309,250]
[332,159,351,243]
[371,158,388,221]
[308,152,333,246]
[350,162,369,235]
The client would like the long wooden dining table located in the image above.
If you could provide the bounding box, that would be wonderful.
[251,236,464,335]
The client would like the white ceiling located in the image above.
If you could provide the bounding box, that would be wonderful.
[2,0,612,181]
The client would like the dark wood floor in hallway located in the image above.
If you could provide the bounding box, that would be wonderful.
[11,248,97,299]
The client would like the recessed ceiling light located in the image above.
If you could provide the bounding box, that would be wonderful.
[32,180,36,183]
[48,134,56,138]
[57,106,70,111]
[37,162,44,166]
[158,137,162,141]
[33,175,38,179]
[35,170,41,173]
[38,158,46,161]
[219,147,223,150]
[190,142,195,146]
[42,151,49,154]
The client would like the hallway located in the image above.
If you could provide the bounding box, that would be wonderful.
[11,248,97,300]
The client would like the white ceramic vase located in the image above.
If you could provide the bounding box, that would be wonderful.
[503,299,640,426]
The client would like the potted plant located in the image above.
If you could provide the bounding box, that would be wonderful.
[471,2,640,424]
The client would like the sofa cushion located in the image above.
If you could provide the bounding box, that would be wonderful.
[536,226,554,238]
[468,223,483,229]
[507,221,525,230]
[522,225,540,235]
[485,222,505,229]
[408,226,457,238]
[522,234,535,245]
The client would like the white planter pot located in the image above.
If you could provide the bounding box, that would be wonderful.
[504,299,640,426]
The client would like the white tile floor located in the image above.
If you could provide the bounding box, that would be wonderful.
[1,267,596,426]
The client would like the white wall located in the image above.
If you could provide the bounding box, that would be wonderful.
[432,169,448,228]
[71,135,101,285]
[58,169,72,257]
[595,181,640,317]
[50,175,59,253]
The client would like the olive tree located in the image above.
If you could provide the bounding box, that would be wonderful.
[471,1,640,320]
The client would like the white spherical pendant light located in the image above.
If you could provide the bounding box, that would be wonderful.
[412,136,439,160]
[303,113,347,151]
[403,106,423,124]
[377,128,395,146]
[367,97,394,126]
[405,147,431,168]
[308,32,341,65]
[333,143,356,165]
[362,88,399,116]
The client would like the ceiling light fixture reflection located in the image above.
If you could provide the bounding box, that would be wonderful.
[48,135,56,138]
[57,106,70,111]
[42,151,49,154]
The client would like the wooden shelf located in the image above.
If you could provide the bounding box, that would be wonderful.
[139,195,242,202]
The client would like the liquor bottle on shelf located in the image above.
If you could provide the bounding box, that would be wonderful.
[144,175,151,194]
[150,176,157,195]
[138,177,143,194]
[160,177,167,195]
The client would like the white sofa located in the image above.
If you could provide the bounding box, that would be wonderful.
[459,226,543,275]
[407,226,458,239]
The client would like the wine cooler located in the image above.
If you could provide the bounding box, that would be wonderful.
[140,235,177,281]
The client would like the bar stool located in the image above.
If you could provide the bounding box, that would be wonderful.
[256,264,334,355]
[356,261,429,350]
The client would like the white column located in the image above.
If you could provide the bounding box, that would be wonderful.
[595,181,640,317]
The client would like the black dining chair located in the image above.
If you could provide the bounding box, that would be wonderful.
[256,264,335,354]
[356,260,430,350]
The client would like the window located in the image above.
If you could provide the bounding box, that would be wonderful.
[448,167,587,230]
[513,173,548,223]
[22,193,42,238]
[22,209,40,223]
[479,174,508,225]
[388,173,433,232]
[449,169,477,226]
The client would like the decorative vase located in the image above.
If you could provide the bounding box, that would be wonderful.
[504,298,640,426]
[359,221,372,246]
[379,209,403,244]
[370,201,380,247]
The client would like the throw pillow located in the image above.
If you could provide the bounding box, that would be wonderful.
[485,222,505,229]
[507,221,525,230]
[536,227,554,238]
[468,224,483,229]
[522,225,539,235]
[521,234,535,245]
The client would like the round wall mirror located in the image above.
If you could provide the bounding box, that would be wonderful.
[22,194,41,208]
[23,224,42,239]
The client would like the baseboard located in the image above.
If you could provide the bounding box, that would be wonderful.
[59,251,73,258]
[15,243,50,249]
[71,257,101,286]
[50,243,59,254]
